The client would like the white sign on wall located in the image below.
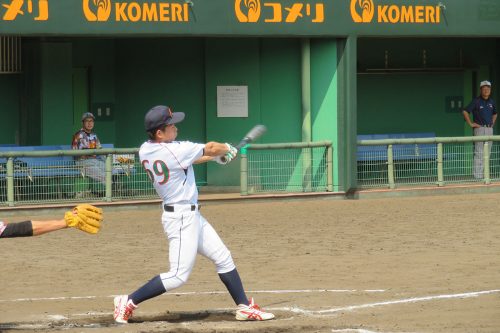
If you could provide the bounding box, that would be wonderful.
[217,86,248,117]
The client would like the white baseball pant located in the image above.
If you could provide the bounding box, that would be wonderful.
[158,204,236,291]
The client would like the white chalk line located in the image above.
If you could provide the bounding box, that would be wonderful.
[331,330,386,333]
[274,289,500,316]
[331,330,418,333]
[0,288,385,303]
[67,288,500,319]
[0,289,495,332]
[3,288,499,329]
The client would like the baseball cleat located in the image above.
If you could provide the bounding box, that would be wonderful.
[235,297,275,321]
[113,295,137,324]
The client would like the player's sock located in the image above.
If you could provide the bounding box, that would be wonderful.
[218,268,249,305]
[129,275,166,305]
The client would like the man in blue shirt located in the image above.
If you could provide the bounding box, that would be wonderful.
[463,80,497,179]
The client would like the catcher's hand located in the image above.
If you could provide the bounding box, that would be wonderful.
[64,204,103,234]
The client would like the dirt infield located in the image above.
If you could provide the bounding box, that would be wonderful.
[1,193,500,333]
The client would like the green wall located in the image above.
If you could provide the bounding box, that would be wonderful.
[115,38,206,146]
[114,38,207,182]
[73,39,116,143]
[261,39,302,143]
[358,73,465,137]
[19,40,42,145]
[0,75,20,144]
[336,37,358,191]
[205,38,304,186]
[40,42,73,145]
[205,39,261,186]
[311,39,338,190]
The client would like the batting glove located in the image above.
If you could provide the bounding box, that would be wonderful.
[214,155,230,165]
[214,143,238,165]
[225,143,238,159]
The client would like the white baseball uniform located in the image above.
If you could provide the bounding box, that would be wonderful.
[139,140,235,291]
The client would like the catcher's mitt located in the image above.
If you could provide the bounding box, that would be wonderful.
[64,204,103,234]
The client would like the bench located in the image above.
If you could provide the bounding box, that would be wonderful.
[357,132,437,162]
[0,144,136,180]
[0,144,137,201]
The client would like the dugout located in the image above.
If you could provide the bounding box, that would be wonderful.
[0,0,499,192]
[357,37,500,138]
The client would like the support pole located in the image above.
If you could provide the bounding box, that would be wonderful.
[484,142,490,185]
[105,154,113,201]
[437,143,444,186]
[240,147,248,195]
[6,157,14,206]
[327,144,333,192]
[301,38,312,192]
[387,145,395,189]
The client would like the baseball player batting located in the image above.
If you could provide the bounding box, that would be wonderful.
[113,105,274,324]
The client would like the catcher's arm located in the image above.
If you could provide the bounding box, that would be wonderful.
[31,219,68,236]
[0,204,103,238]
[64,204,103,234]
[0,220,63,238]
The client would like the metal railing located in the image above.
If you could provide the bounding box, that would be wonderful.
[240,141,333,195]
[7,136,497,205]
[0,148,158,206]
[357,135,500,189]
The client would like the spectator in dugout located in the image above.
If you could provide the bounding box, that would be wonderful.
[72,112,106,189]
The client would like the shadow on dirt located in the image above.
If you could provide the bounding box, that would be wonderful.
[0,309,290,331]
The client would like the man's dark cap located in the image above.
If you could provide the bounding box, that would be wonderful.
[144,105,185,132]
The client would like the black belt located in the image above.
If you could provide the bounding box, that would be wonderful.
[163,204,198,212]
[480,124,492,127]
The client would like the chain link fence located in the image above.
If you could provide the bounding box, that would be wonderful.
[357,136,500,189]
[0,148,157,206]
[5,137,497,205]
[240,141,333,195]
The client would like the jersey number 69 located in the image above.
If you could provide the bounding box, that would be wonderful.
[142,160,170,185]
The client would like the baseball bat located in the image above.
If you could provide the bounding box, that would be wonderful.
[234,124,267,150]
[220,124,267,162]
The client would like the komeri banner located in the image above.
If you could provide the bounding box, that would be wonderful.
[350,0,442,24]
[82,0,190,22]
[0,0,494,36]
[2,0,48,21]
[234,0,325,23]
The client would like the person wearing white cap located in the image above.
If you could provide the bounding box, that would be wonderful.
[462,80,497,179]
